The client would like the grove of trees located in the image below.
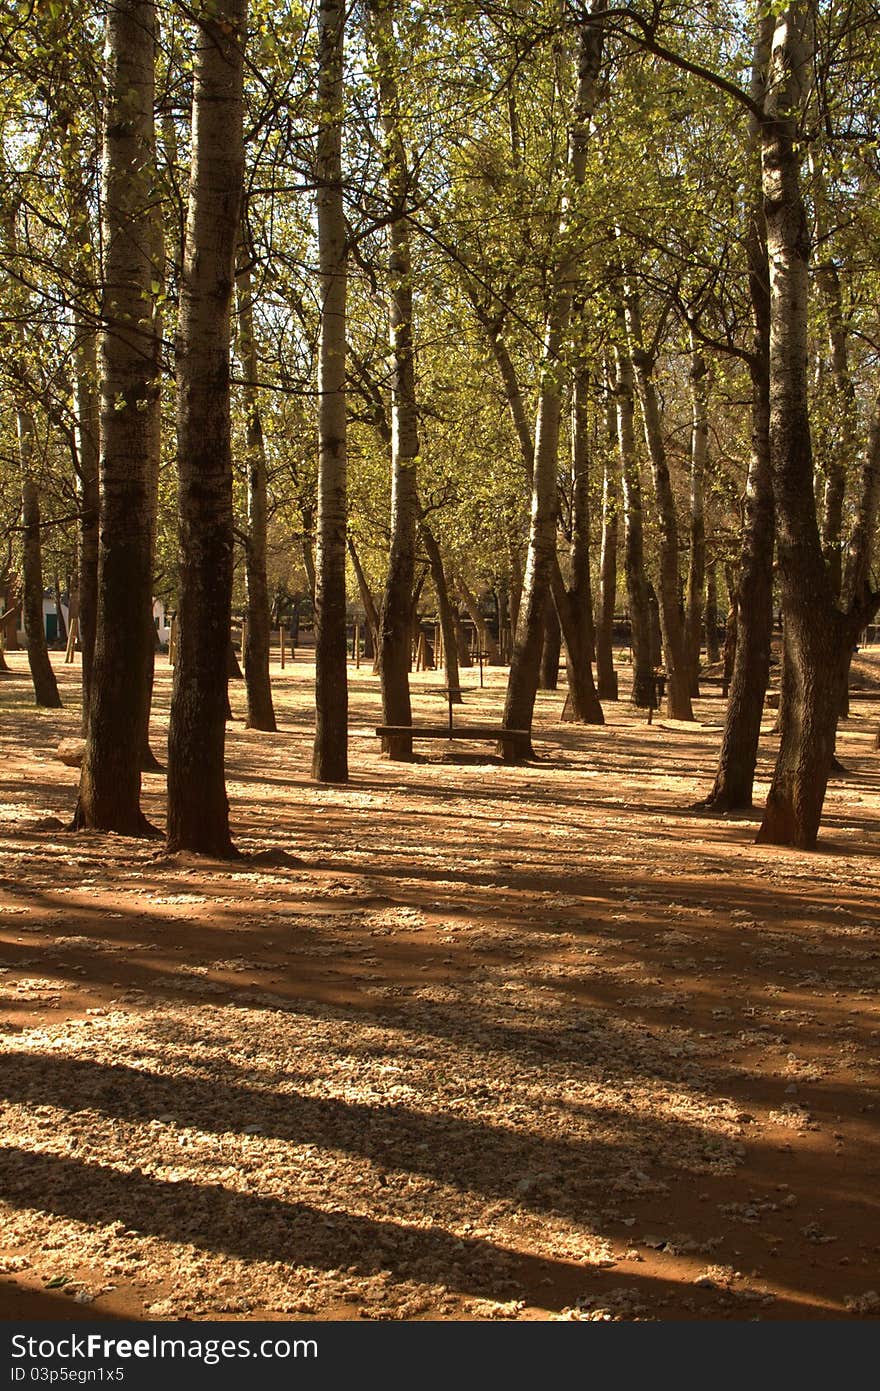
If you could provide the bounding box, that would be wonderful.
[1,0,879,852]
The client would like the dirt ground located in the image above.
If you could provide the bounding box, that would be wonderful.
[1,646,879,1323]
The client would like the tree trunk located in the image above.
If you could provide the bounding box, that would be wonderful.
[421,523,462,701]
[623,287,693,720]
[167,0,247,857]
[21,471,62,709]
[236,257,277,733]
[539,606,561,690]
[555,369,603,722]
[705,563,721,663]
[348,536,380,655]
[706,367,773,809]
[73,321,99,733]
[755,4,849,849]
[456,574,501,664]
[368,0,419,761]
[595,382,619,700]
[685,339,708,695]
[75,0,160,834]
[312,0,348,780]
[500,10,604,757]
[613,334,653,707]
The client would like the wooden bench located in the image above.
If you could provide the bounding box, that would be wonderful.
[375,724,531,756]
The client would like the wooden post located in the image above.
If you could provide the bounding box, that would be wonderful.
[241,617,247,663]
[354,620,360,668]
[279,625,285,668]
[433,623,441,670]
[169,615,177,666]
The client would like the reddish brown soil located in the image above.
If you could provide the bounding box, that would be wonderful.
[0,649,878,1322]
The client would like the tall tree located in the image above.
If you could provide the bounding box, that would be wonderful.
[74,0,159,833]
[368,0,420,762]
[500,8,605,756]
[754,3,877,848]
[312,0,348,780]
[236,251,277,732]
[167,0,248,855]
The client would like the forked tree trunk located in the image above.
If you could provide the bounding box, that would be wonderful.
[685,340,708,696]
[421,523,462,701]
[613,335,653,707]
[236,257,277,733]
[595,383,619,700]
[368,0,419,761]
[312,0,348,780]
[167,0,247,856]
[75,0,160,834]
[623,287,693,720]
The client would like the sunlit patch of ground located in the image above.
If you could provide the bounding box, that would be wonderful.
[0,647,878,1321]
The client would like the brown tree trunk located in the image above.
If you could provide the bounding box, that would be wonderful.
[595,382,619,700]
[421,523,462,701]
[21,473,62,709]
[623,287,693,720]
[75,0,160,834]
[312,0,348,780]
[368,0,419,761]
[685,340,708,696]
[613,334,653,707]
[348,536,380,655]
[554,370,603,722]
[539,606,561,690]
[755,4,850,849]
[456,574,501,664]
[501,10,604,757]
[704,74,775,813]
[167,0,247,856]
[73,322,99,733]
[236,257,277,733]
[705,563,721,663]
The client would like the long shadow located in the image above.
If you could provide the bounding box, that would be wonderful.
[0,1142,603,1304]
[0,1050,742,1222]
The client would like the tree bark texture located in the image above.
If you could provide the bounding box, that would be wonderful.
[755,5,850,849]
[623,287,693,720]
[706,37,776,812]
[312,0,348,780]
[596,383,619,700]
[539,606,561,690]
[236,258,277,732]
[369,0,419,761]
[421,523,462,701]
[705,563,720,662]
[556,368,603,722]
[685,340,708,695]
[73,322,100,733]
[167,0,247,856]
[501,9,604,756]
[613,335,654,707]
[21,468,62,709]
[75,0,160,833]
